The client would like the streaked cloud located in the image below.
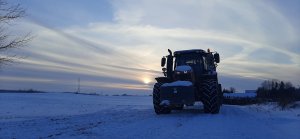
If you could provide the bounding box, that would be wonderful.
[1,0,299,93]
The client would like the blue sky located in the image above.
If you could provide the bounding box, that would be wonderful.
[1,0,300,94]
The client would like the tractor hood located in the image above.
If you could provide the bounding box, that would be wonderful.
[175,65,192,72]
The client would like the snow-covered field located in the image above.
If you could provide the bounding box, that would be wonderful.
[0,93,299,139]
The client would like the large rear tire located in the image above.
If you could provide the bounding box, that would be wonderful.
[201,79,221,114]
[153,83,171,114]
[218,84,224,106]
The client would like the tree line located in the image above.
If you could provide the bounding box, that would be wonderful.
[222,79,300,108]
[256,79,300,109]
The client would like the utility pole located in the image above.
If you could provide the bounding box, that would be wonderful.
[77,77,80,94]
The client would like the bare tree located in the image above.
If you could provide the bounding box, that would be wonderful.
[222,87,236,93]
[229,87,236,93]
[0,0,31,66]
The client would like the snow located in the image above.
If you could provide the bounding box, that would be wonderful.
[160,100,170,106]
[224,93,257,98]
[175,65,192,72]
[0,92,300,139]
[161,81,193,87]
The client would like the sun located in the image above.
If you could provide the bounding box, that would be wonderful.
[143,78,151,84]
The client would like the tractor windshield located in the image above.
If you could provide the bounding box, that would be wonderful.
[175,54,204,74]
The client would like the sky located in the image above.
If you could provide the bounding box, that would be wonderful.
[0,0,299,94]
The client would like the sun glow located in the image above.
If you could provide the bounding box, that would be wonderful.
[143,78,151,84]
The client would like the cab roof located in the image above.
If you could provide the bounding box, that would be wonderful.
[174,49,206,56]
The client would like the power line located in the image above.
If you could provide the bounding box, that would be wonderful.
[77,77,80,93]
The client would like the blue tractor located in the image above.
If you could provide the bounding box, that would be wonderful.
[153,49,222,114]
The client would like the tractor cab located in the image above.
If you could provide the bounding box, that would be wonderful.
[161,49,220,82]
[175,50,207,81]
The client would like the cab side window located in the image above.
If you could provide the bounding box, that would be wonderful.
[203,57,208,71]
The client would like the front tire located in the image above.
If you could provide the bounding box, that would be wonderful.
[153,83,171,114]
[201,79,221,114]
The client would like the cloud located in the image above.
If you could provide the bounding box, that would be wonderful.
[1,0,300,93]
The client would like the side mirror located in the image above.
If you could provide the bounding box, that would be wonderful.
[214,53,220,63]
[161,57,166,67]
